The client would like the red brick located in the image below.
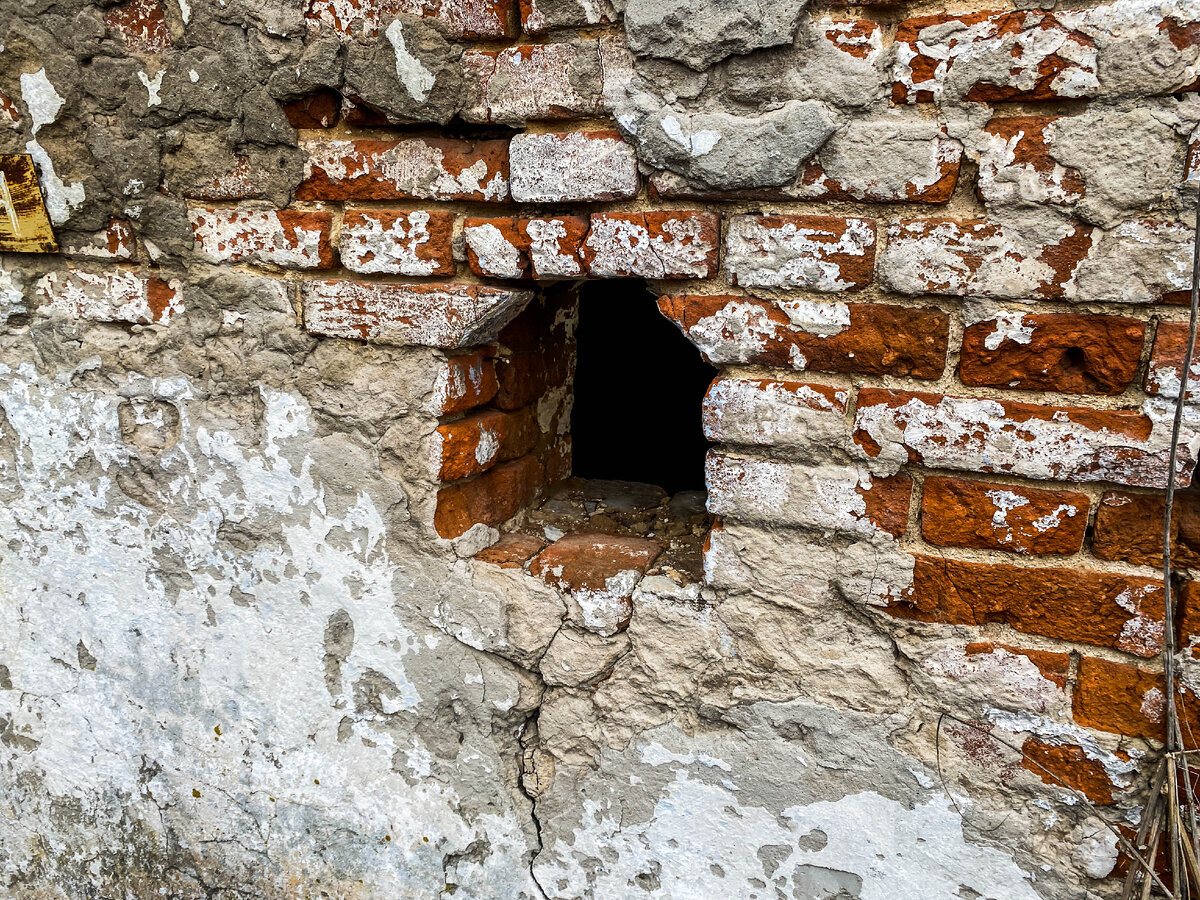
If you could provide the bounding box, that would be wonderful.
[895,556,1164,658]
[921,477,1088,556]
[306,0,516,39]
[706,451,912,537]
[298,138,509,202]
[658,295,947,379]
[426,352,499,416]
[530,533,661,635]
[520,0,615,32]
[282,90,342,129]
[435,407,537,481]
[302,281,531,349]
[1146,321,1200,401]
[878,219,1095,300]
[462,44,602,124]
[0,91,21,129]
[509,131,638,203]
[340,209,454,276]
[977,117,1085,208]
[1072,656,1198,743]
[463,216,589,280]
[1092,490,1200,568]
[35,269,182,325]
[582,211,720,279]
[964,641,1070,688]
[434,455,543,539]
[854,388,1190,490]
[105,0,171,52]
[893,11,1097,105]
[190,209,335,269]
[959,313,1144,395]
[725,215,876,292]
[1021,739,1120,804]
[474,533,547,568]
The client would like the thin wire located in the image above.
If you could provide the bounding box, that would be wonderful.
[1163,207,1200,754]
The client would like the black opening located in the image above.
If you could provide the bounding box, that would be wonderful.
[569,281,716,496]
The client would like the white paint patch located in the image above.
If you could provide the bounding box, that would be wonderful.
[138,70,165,107]
[385,20,435,103]
[19,68,64,133]
[24,140,85,224]
[984,311,1035,350]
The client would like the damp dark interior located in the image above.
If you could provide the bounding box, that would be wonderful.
[569,280,717,497]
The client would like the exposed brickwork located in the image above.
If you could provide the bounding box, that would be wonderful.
[35,269,182,325]
[725,215,876,292]
[1021,739,1120,804]
[895,557,1164,658]
[508,131,638,203]
[434,455,543,539]
[977,117,1085,208]
[582,212,719,279]
[435,406,537,481]
[920,477,1089,556]
[1146,320,1200,401]
[1092,491,1200,568]
[426,352,500,416]
[306,0,517,39]
[189,209,336,270]
[959,313,1145,395]
[105,0,171,53]
[659,296,947,378]
[474,532,547,568]
[340,209,455,276]
[1072,657,1196,743]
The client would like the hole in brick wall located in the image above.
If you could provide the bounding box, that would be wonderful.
[569,280,716,495]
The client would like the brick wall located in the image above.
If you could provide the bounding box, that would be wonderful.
[11,0,1200,877]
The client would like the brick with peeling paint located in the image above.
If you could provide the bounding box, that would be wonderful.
[302,280,531,348]
[920,476,1089,556]
[895,556,1164,658]
[977,116,1085,209]
[702,378,849,452]
[190,208,335,269]
[434,407,537,481]
[65,218,137,262]
[707,450,912,538]
[658,295,947,378]
[306,0,516,39]
[462,43,603,125]
[426,351,499,416]
[340,209,455,276]
[582,211,719,279]
[463,216,589,279]
[725,214,875,292]
[854,387,1195,489]
[877,218,1094,301]
[297,138,509,202]
[36,268,182,325]
[105,0,171,52]
[1073,656,1195,741]
[508,131,638,203]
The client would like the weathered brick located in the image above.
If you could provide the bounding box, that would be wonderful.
[1146,320,1200,401]
[306,0,516,39]
[302,281,531,349]
[1070,219,1194,305]
[462,43,603,125]
[340,209,454,276]
[65,218,137,262]
[1092,490,1200,568]
[702,378,848,451]
[964,641,1070,688]
[435,406,537,481]
[190,209,335,269]
[530,533,660,636]
[105,0,171,52]
[920,476,1088,556]
[1021,739,1120,804]
[297,138,509,202]
[706,451,913,538]
[854,388,1191,490]
[35,269,181,325]
[893,11,1097,104]
[977,116,1085,208]
[1073,656,1183,742]
[0,90,20,129]
[282,89,342,129]
[877,219,1094,301]
[894,556,1164,658]
[658,295,948,379]
[520,0,617,33]
[508,131,638,203]
[434,455,543,539]
[182,157,264,202]
[725,215,875,292]
[426,351,499,416]
[474,532,547,568]
[582,212,719,279]
[959,312,1145,395]
[463,216,588,280]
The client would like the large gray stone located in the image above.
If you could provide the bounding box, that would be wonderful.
[623,0,810,70]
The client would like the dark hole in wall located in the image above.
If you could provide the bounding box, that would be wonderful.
[569,280,716,496]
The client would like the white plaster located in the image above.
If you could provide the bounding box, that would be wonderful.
[25,139,85,225]
[385,20,436,103]
[138,70,165,107]
[19,68,63,133]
